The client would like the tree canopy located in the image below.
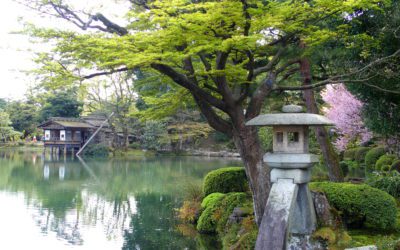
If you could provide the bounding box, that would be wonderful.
[22,0,397,225]
[39,89,83,122]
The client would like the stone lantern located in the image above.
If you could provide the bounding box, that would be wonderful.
[246,104,333,250]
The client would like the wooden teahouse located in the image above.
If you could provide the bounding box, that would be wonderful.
[38,117,95,155]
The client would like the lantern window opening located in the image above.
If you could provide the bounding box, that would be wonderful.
[276,132,284,143]
[288,132,299,143]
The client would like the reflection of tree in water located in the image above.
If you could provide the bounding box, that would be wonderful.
[80,190,137,241]
[0,152,238,248]
[123,193,196,250]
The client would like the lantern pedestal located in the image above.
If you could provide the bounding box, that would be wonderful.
[246,104,333,250]
[255,155,317,249]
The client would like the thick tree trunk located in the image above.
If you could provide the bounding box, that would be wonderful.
[300,57,344,182]
[232,120,270,226]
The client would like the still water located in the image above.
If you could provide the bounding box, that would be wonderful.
[0,149,241,250]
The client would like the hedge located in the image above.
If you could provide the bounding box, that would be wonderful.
[375,154,398,171]
[203,167,248,196]
[354,147,370,163]
[343,148,358,161]
[82,144,109,157]
[197,192,248,234]
[310,182,397,231]
[365,147,386,171]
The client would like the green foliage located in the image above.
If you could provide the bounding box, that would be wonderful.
[344,148,358,161]
[339,161,349,177]
[0,109,21,142]
[128,142,141,149]
[142,121,167,150]
[203,167,248,197]
[345,1,400,153]
[310,182,397,230]
[201,193,225,209]
[5,101,39,136]
[391,160,400,172]
[376,154,398,171]
[367,172,400,199]
[197,193,226,233]
[258,127,273,152]
[0,98,7,110]
[354,147,371,164]
[221,217,257,250]
[197,192,248,234]
[215,192,249,235]
[365,147,386,171]
[82,144,110,157]
[39,90,83,122]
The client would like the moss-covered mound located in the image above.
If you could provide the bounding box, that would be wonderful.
[365,147,386,171]
[203,167,248,196]
[310,182,397,231]
[197,192,249,234]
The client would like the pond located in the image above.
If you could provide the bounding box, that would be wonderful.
[0,148,241,250]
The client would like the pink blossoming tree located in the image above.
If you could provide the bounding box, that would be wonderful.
[321,84,373,151]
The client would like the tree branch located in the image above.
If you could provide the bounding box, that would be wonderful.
[150,63,228,112]
[276,49,400,92]
[253,47,284,77]
[246,72,275,119]
[82,67,130,79]
[275,74,400,94]
[192,95,233,136]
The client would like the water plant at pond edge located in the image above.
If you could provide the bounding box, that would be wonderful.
[82,144,110,157]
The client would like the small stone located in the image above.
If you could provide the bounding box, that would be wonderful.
[227,207,249,224]
[282,104,303,113]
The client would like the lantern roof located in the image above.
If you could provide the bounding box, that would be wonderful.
[246,105,333,126]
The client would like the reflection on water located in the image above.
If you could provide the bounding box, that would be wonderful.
[0,149,240,249]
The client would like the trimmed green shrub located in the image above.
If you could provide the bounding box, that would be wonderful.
[354,147,370,163]
[390,160,400,172]
[197,192,248,234]
[343,148,358,161]
[310,182,397,230]
[375,154,398,171]
[128,142,141,149]
[82,144,109,157]
[365,147,386,171]
[203,167,248,196]
[201,193,225,208]
[367,172,400,199]
[215,192,249,235]
[197,193,226,233]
